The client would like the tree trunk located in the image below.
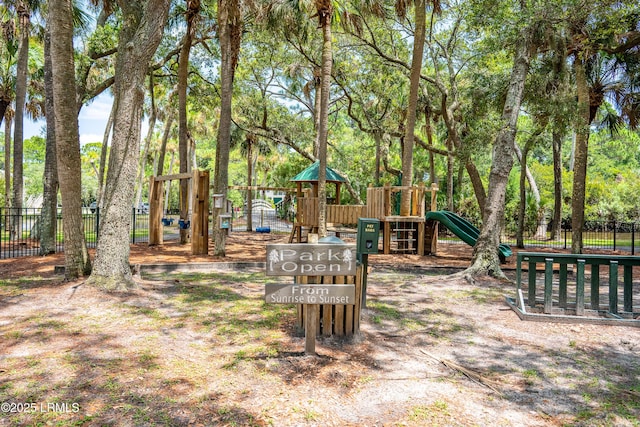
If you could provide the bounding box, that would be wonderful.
[246,140,253,231]
[156,111,175,176]
[313,67,322,159]
[12,2,29,240]
[515,136,542,247]
[97,103,114,208]
[516,143,530,248]
[465,160,486,215]
[446,143,454,210]
[467,26,533,278]
[551,125,563,240]
[571,55,590,254]
[178,1,200,245]
[40,26,59,256]
[49,0,92,278]
[87,0,171,290]
[316,4,333,238]
[400,0,426,215]
[135,73,157,210]
[4,117,11,211]
[213,0,242,255]
[374,131,381,186]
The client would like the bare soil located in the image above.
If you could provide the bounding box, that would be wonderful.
[1,233,639,426]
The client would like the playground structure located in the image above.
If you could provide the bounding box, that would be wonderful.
[426,210,513,261]
[148,170,210,255]
[290,169,440,255]
[288,162,514,259]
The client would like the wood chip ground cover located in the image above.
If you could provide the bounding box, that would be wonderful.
[1,240,639,426]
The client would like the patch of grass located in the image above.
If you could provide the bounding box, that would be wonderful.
[401,317,428,331]
[523,369,540,385]
[408,399,451,422]
[138,350,159,370]
[368,300,403,320]
[4,330,23,339]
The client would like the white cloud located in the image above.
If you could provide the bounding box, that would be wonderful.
[80,133,104,146]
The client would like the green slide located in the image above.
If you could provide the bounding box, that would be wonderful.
[425,210,512,261]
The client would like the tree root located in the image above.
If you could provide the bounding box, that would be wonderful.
[85,274,139,292]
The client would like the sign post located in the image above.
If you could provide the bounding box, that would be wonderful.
[266,243,356,355]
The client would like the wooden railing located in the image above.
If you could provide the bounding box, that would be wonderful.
[516,252,640,318]
[366,183,438,220]
[298,198,366,227]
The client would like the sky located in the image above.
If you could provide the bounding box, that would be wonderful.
[22,93,149,146]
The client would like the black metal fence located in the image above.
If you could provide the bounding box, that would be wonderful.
[0,207,150,259]
[441,219,640,255]
[2,206,640,259]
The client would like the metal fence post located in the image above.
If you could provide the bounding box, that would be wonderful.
[132,207,137,244]
[96,207,100,243]
[613,220,617,251]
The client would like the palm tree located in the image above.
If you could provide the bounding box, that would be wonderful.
[48,0,92,278]
[571,51,640,253]
[11,0,33,239]
[213,0,242,255]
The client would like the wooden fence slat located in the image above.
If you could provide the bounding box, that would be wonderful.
[344,274,361,336]
[576,260,585,316]
[544,259,554,314]
[624,265,633,312]
[609,261,619,314]
[528,261,537,308]
[322,275,333,336]
[559,263,568,308]
[591,264,600,309]
[334,275,345,336]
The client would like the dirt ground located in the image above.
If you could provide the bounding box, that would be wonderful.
[1,233,639,426]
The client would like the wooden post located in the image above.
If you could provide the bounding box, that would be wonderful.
[559,263,568,308]
[305,303,318,355]
[528,261,537,308]
[590,264,600,309]
[544,258,553,314]
[149,177,164,246]
[191,170,210,255]
[609,261,619,314]
[576,260,585,315]
[623,265,633,313]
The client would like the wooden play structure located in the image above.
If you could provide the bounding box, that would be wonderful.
[289,162,439,255]
[148,170,210,255]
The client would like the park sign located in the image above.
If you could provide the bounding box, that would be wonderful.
[266,243,357,276]
[265,283,356,305]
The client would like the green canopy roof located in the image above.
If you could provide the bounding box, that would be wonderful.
[290,161,347,183]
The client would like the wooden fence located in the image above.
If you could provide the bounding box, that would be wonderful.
[512,252,640,325]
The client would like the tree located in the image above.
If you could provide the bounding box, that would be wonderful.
[87,0,171,290]
[39,24,58,256]
[213,0,242,255]
[398,0,427,215]
[11,0,32,240]
[178,0,201,245]
[571,44,640,252]
[466,21,535,278]
[49,0,92,278]
[314,0,333,237]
